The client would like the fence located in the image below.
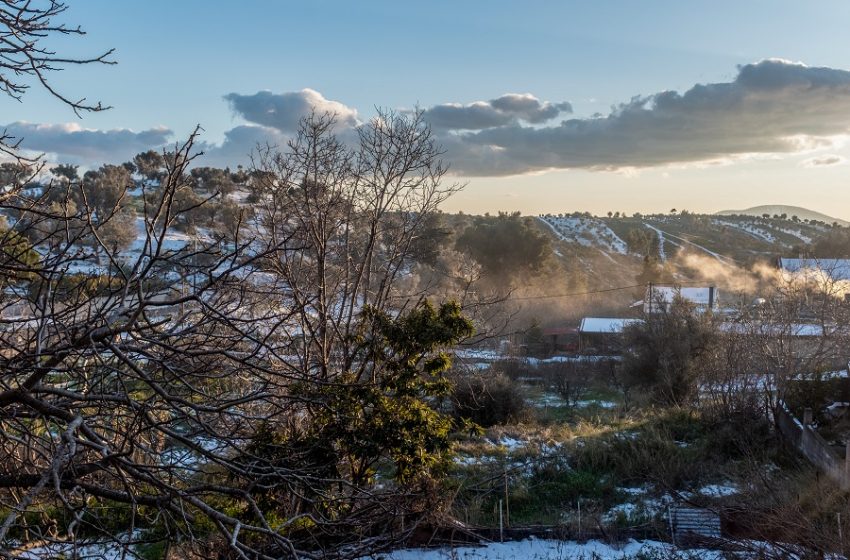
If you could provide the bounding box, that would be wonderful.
[775,401,850,489]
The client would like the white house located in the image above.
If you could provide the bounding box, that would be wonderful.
[643,285,718,314]
[777,258,850,282]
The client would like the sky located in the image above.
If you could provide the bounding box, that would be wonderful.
[5,1,850,219]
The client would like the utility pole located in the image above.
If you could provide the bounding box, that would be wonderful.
[504,464,510,528]
[498,500,503,542]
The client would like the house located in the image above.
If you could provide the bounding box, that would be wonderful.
[777,258,850,282]
[643,285,718,314]
[578,317,642,353]
[541,326,579,353]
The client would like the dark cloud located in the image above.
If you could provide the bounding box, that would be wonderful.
[489,94,572,122]
[224,88,358,132]
[801,154,845,168]
[441,59,850,176]
[3,122,172,164]
[422,93,572,130]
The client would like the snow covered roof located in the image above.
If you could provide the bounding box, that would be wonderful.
[579,317,642,334]
[777,258,850,281]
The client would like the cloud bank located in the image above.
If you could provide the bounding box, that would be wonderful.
[9,59,850,177]
[441,59,850,175]
[3,122,172,164]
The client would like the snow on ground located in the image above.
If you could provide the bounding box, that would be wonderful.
[713,218,816,245]
[774,226,812,244]
[603,502,645,523]
[575,399,617,409]
[643,223,673,261]
[697,483,740,497]
[228,188,252,204]
[645,223,734,265]
[454,454,501,467]
[712,219,777,244]
[494,436,526,452]
[454,349,504,361]
[538,216,628,255]
[526,355,621,365]
[370,538,724,560]
[826,402,850,415]
[531,393,568,408]
[20,536,825,560]
[454,350,621,367]
[453,436,563,471]
[604,492,683,524]
[128,216,215,255]
[15,532,143,559]
[618,486,648,497]
[526,391,618,410]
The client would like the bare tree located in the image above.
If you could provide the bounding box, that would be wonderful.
[0,0,115,204]
[0,112,472,559]
[680,261,850,425]
[0,6,475,554]
[0,0,114,115]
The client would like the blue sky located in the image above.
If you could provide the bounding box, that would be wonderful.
[6,1,850,218]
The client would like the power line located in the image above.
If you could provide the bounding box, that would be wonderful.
[508,283,646,301]
[396,280,715,303]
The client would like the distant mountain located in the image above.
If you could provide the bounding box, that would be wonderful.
[716,205,849,226]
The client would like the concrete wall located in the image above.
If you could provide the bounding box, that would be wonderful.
[776,401,849,489]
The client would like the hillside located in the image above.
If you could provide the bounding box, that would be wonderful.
[716,205,849,227]
[533,211,846,296]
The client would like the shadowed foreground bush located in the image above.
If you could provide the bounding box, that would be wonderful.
[452,374,527,427]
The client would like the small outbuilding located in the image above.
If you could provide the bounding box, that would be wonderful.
[578,317,642,353]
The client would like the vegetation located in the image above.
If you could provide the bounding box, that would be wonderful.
[621,299,720,405]
[452,374,527,427]
[455,211,552,287]
[0,110,474,558]
[4,3,850,558]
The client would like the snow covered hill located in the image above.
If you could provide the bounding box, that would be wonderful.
[538,215,628,256]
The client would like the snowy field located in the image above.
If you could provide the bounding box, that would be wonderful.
[19,536,818,560]
[369,537,843,560]
[538,216,628,256]
[369,538,722,560]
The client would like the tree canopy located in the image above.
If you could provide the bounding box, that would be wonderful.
[455,211,552,286]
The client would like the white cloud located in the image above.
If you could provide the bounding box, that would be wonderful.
[224,88,358,132]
